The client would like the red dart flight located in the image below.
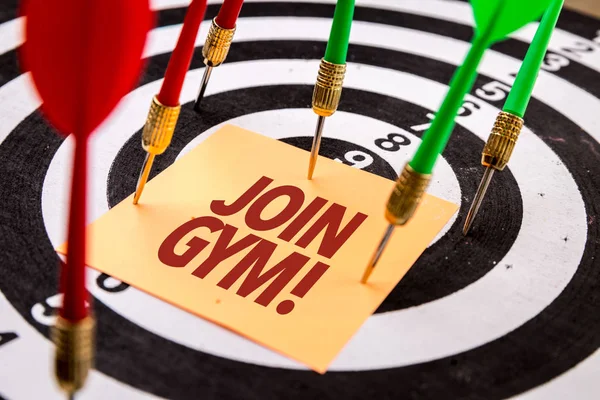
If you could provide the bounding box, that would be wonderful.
[20,0,153,394]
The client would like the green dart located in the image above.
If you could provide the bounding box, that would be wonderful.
[361,0,553,283]
[463,0,564,235]
[307,0,355,180]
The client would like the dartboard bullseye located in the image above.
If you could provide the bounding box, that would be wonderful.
[0,0,598,399]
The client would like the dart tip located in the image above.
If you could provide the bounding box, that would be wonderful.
[307,116,326,180]
[69,393,74,400]
[194,66,213,113]
[133,153,155,205]
[462,216,474,236]
[360,264,374,284]
[307,159,316,180]
[133,183,144,205]
[133,191,141,205]
[361,224,395,284]
[462,166,495,236]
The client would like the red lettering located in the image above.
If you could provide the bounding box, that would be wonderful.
[192,224,261,279]
[290,261,330,297]
[160,179,364,314]
[275,261,330,315]
[210,176,273,217]
[295,204,368,259]
[278,196,328,242]
[245,185,305,231]
[217,239,309,307]
[158,216,224,268]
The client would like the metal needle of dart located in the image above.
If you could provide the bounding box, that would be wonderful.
[133,0,208,204]
[463,0,564,235]
[19,0,152,396]
[361,0,553,283]
[463,165,495,234]
[307,0,355,179]
[194,0,244,111]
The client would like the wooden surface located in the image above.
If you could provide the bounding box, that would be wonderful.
[566,0,600,18]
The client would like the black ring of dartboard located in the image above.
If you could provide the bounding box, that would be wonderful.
[0,3,598,400]
[109,83,520,310]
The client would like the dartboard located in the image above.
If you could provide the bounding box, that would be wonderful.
[0,0,599,399]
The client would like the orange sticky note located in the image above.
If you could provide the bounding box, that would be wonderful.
[58,125,458,373]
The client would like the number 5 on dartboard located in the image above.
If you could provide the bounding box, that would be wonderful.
[410,100,481,132]
[475,81,512,101]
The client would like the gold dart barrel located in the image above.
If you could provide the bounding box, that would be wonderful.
[307,59,346,179]
[385,164,432,225]
[312,59,346,117]
[462,111,523,235]
[481,111,524,170]
[133,95,181,204]
[203,18,236,68]
[52,316,95,394]
[194,19,236,111]
[142,96,181,155]
[361,164,431,283]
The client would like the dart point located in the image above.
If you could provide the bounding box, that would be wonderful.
[194,18,236,112]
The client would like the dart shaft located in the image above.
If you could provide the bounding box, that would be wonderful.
[306,0,353,177]
[324,0,355,64]
[215,0,244,29]
[158,0,207,106]
[61,137,89,321]
[410,36,487,175]
[504,0,564,117]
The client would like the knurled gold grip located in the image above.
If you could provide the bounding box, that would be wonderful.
[203,18,236,67]
[385,164,432,225]
[482,111,524,171]
[52,315,95,394]
[312,59,346,117]
[142,96,181,155]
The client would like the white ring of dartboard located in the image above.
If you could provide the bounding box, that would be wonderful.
[1,0,599,399]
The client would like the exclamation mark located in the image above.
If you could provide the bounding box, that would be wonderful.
[276,261,330,315]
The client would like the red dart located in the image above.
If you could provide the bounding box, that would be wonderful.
[215,0,245,30]
[158,0,208,106]
[133,0,208,205]
[193,0,245,111]
[20,0,152,395]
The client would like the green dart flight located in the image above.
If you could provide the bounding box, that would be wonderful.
[361,0,554,284]
[307,0,355,180]
[463,0,565,235]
